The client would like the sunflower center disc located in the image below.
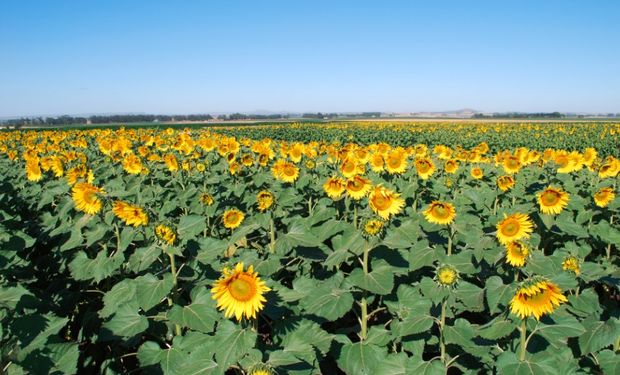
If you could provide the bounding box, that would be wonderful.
[229,277,255,301]
[502,221,519,236]
[542,192,559,205]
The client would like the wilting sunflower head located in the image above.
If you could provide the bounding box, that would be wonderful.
[505,241,529,267]
[496,213,534,245]
[435,264,459,287]
[155,224,176,246]
[200,192,214,206]
[471,167,483,180]
[497,175,515,192]
[345,176,372,200]
[510,276,567,320]
[72,182,105,215]
[423,201,456,225]
[537,186,569,215]
[562,255,581,276]
[368,185,405,220]
[593,187,615,208]
[363,219,384,237]
[323,176,346,199]
[256,191,275,212]
[211,262,270,321]
[223,209,245,229]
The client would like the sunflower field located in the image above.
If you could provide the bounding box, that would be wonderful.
[0,122,619,374]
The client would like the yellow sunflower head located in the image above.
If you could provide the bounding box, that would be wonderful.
[385,150,408,174]
[211,262,271,321]
[368,185,405,220]
[505,241,529,267]
[113,200,149,227]
[423,201,456,225]
[345,176,372,200]
[200,192,214,206]
[414,157,435,180]
[72,182,105,215]
[537,186,569,215]
[470,167,483,180]
[223,209,245,229]
[510,276,567,320]
[155,224,176,246]
[562,255,581,276]
[25,159,43,182]
[444,159,459,174]
[362,219,384,237]
[279,162,299,183]
[256,191,275,212]
[502,155,522,174]
[435,264,459,288]
[496,213,534,245]
[248,364,274,375]
[497,175,515,192]
[594,187,615,208]
[323,176,346,199]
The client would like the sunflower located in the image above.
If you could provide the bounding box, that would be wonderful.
[25,160,42,182]
[510,276,567,320]
[323,176,346,199]
[496,213,534,245]
[345,176,372,200]
[200,192,214,206]
[423,201,456,225]
[368,186,404,220]
[340,157,362,178]
[248,366,273,375]
[369,153,385,172]
[497,175,515,192]
[502,155,521,174]
[505,241,529,267]
[537,186,569,215]
[471,167,483,180]
[256,191,275,212]
[363,219,384,237]
[594,187,615,208]
[122,154,143,175]
[155,224,176,245]
[163,153,179,172]
[444,159,459,174]
[599,158,619,178]
[72,182,105,215]
[223,209,245,229]
[562,255,581,276]
[211,262,270,321]
[414,157,435,180]
[385,150,408,174]
[435,264,459,287]
[113,201,149,227]
[280,162,300,183]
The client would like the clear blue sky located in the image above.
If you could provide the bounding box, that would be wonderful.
[1,1,619,117]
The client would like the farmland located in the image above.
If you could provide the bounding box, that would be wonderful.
[0,121,619,374]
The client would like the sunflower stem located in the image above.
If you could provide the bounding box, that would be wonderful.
[269,216,276,253]
[167,252,182,336]
[360,240,370,340]
[440,299,447,364]
[353,205,358,229]
[493,197,499,215]
[607,215,614,259]
[447,225,455,256]
[519,318,527,361]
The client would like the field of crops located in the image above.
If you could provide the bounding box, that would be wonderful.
[0,121,619,374]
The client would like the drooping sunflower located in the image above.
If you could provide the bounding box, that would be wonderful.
[363,219,384,237]
[200,192,214,206]
[562,255,581,276]
[211,262,270,321]
[471,167,483,180]
[496,213,534,245]
[510,276,567,320]
[72,182,105,215]
[594,187,615,208]
[497,175,515,192]
[323,176,346,199]
[435,264,459,288]
[423,201,456,225]
[505,241,529,267]
[222,209,245,229]
[414,157,435,180]
[256,191,275,212]
[345,176,372,200]
[113,201,149,227]
[155,224,176,245]
[368,186,405,220]
[599,158,619,178]
[537,186,569,215]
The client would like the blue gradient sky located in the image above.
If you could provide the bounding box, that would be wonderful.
[1,1,619,116]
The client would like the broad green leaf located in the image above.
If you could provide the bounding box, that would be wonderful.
[485,276,513,314]
[134,273,174,311]
[578,317,620,354]
[167,288,220,333]
[102,302,149,338]
[347,260,395,295]
[68,250,125,283]
[536,315,585,349]
[177,215,207,241]
[213,320,257,372]
[48,342,80,374]
[100,279,137,318]
[299,274,354,320]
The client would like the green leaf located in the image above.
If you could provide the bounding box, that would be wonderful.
[496,352,555,375]
[68,250,125,283]
[168,288,220,333]
[213,320,257,372]
[454,281,485,312]
[177,215,207,241]
[48,343,80,374]
[408,359,445,375]
[392,314,435,337]
[127,245,161,272]
[100,279,137,318]
[408,240,438,272]
[347,260,395,295]
[598,349,620,375]
[337,343,384,375]
[478,316,516,340]
[137,341,185,375]
[382,220,419,249]
[590,221,620,244]
[60,227,83,251]
[300,274,354,320]
[555,213,588,238]
[196,236,228,264]
[578,317,620,354]
[134,273,174,311]
[443,318,475,347]
[0,285,32,309]
[13,314,69,359]
[102,302,149,338]
[485,276,513,314]
[536,315,586,349]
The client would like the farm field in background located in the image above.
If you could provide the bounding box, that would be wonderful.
[0,121,619,374]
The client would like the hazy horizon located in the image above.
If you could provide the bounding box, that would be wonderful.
[1,1,619,117]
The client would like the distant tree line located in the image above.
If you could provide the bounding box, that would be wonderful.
[2,114,217,126]
[216,113,289,120]
[472,112,565,119]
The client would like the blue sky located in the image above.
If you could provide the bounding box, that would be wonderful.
[1,1,619,117]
